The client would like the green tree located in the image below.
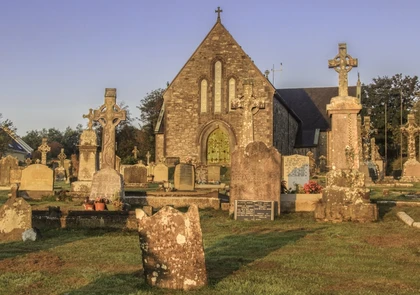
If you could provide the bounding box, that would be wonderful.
[362,74,420,172]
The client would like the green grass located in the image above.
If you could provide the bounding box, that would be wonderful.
[1,207,420,295]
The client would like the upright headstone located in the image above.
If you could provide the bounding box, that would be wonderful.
[174,164,195,191]
[136,205,207,290]
[195,165,208,184]
[19,164,54,199]
[0,155,19,186]
[0,185,32,241]
[124,165,147,185]
[38,138,50,165]
[153,162,169,183]
[229,141,281,216]
[207,165,221,183]
[400,113,420,182]
[90,88,126,201]
[282,155,310,190]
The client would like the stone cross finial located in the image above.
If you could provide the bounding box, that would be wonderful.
[146,151,151,166]
[58,148,67,168]
[132,146,139,159]
[400,114,420,160]
[83,108,95,130]
[215,7,223,22]
[231,79,265,147]
[38,137,51,165]
[93,88,126,169]
[25,158,32,166]
[35,159,41,164]
[328,43,358,97]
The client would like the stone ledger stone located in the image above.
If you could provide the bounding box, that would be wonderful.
[229,141,281,215]
[19,164,54,199]
[174,164,195,191]
[90,167,124,201]
[0,193,32,241]
[136,205,207,290]
[314,169,377,222]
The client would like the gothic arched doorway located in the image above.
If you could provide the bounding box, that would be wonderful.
[207,128,230,165]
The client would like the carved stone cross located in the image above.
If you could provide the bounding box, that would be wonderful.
[146,151,151,165]
[38,137,51,165]
[83,108,95,130]
[401,114,420,160]
[361,116,377,161]
[132,146,139,159]
[93,88,126,169]
[328,43,358,97]
[58,148,67,168]
[231,79,265,147]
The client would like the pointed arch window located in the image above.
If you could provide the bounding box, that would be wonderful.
[214,61,222,113]
[228,78,235,112]
[200,79,208,113]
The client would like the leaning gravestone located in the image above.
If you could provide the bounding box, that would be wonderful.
[282,154,310,190]
[0,155,19,186]
[153,162,169,183]
[0,185,32,241]
[19,164,54,199]
[229,141,281,216]
[136,205,207,290]
[124,165,147,185]
[174,164,195,191]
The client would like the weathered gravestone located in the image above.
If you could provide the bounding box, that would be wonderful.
[9,168,22,184]
[19,164,54,199]
[0,185,32,241]
[207,165,221,183]
[174,164,195,191]
[400,113,420,182]
[123,165,147,185]
[153,162,169,183]
[229,141,281,216]
[136,205,207,290]
[0,155,19,186]
[282,154,310,190]
[90,167,124,201]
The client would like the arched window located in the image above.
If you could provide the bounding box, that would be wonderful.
[200,79,208,113]
[228,78,235,112]
[214,61,222,113]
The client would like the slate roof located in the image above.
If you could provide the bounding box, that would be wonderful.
[278,86,357,147]
[1,127,33,155]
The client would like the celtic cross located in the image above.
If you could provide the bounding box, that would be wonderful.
[401,114,420,160]
[132,146,139,159]
[38,138,51,165]
[328,43,358,97]
[83,108,95,130]
[58,148,67,168]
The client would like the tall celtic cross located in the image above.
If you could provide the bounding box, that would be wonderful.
[38,137,51,165]
[83,108,94,130]
[132,146,139,159]
[93,88,126,169]
[328,43,358,97]
[58,148,67,168]
[400,114,420,160]
[231,79,265,146]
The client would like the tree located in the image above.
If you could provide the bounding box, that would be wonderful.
[0,114,16,158]
[362,74,420,172]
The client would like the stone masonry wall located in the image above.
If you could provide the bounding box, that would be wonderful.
[273,98,299,155]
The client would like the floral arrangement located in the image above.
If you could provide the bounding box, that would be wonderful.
[303,180,323,194]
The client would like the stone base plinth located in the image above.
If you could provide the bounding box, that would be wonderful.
[71,181,92,193]
[280,194,322,213]
[401,159,420,182]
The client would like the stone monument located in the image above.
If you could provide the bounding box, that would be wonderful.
[400,113,420,182]
[0,155,19,186]
[136,205,207,290]
[19,164,54,199]
[174,163,195,191]
[282,154,310,190]
[38,138,51,165]
[55,148,67,181]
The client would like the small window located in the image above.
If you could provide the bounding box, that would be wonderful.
[201,79,208,113]
[214,61,222,113]
[228,78,235,111]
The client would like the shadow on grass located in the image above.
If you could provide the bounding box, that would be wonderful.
[376,202,396,220]
[205,228,314,285]
[0,228,121,261]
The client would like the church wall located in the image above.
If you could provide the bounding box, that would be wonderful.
[155,134,164,162]
[273,98,298,155]
[163,22,274,163]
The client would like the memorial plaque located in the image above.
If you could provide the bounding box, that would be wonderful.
[234,200,274,221]
[282,155,310,189]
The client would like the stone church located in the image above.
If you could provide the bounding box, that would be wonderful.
[154,9,361,168]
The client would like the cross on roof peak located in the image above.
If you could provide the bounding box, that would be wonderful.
[215,7,223,22]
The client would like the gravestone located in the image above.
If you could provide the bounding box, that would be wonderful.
[0,185,32,241]
[136,205,207,290]
[19,164,54,199]
[153,162,169,183]
[400,114,420,182]
[174,164,195,191]
[90,167,124,201]
[0,155,19,186]
[124,165,147,185]
[207,165,220,183]
[229,141,281,215]
[195,165,208,184]
[282,155,310,190]
[10,168,22,184]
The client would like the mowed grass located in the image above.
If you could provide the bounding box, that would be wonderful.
[1,205,420,295]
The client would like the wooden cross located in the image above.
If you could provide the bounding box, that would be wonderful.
[215,6,223,22]
[132,146,139,159]
[401,114,420,160]
[328,43,358,97]
[38,137,51,165]
[93,88,126,169]
[83,108,95,130]
[231,79,265,147]
[146,151,151,165]
[58,148,67,168]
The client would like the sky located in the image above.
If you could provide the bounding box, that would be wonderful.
[1,0,419,136]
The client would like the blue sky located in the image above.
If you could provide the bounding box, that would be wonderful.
[1,0,419,135]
